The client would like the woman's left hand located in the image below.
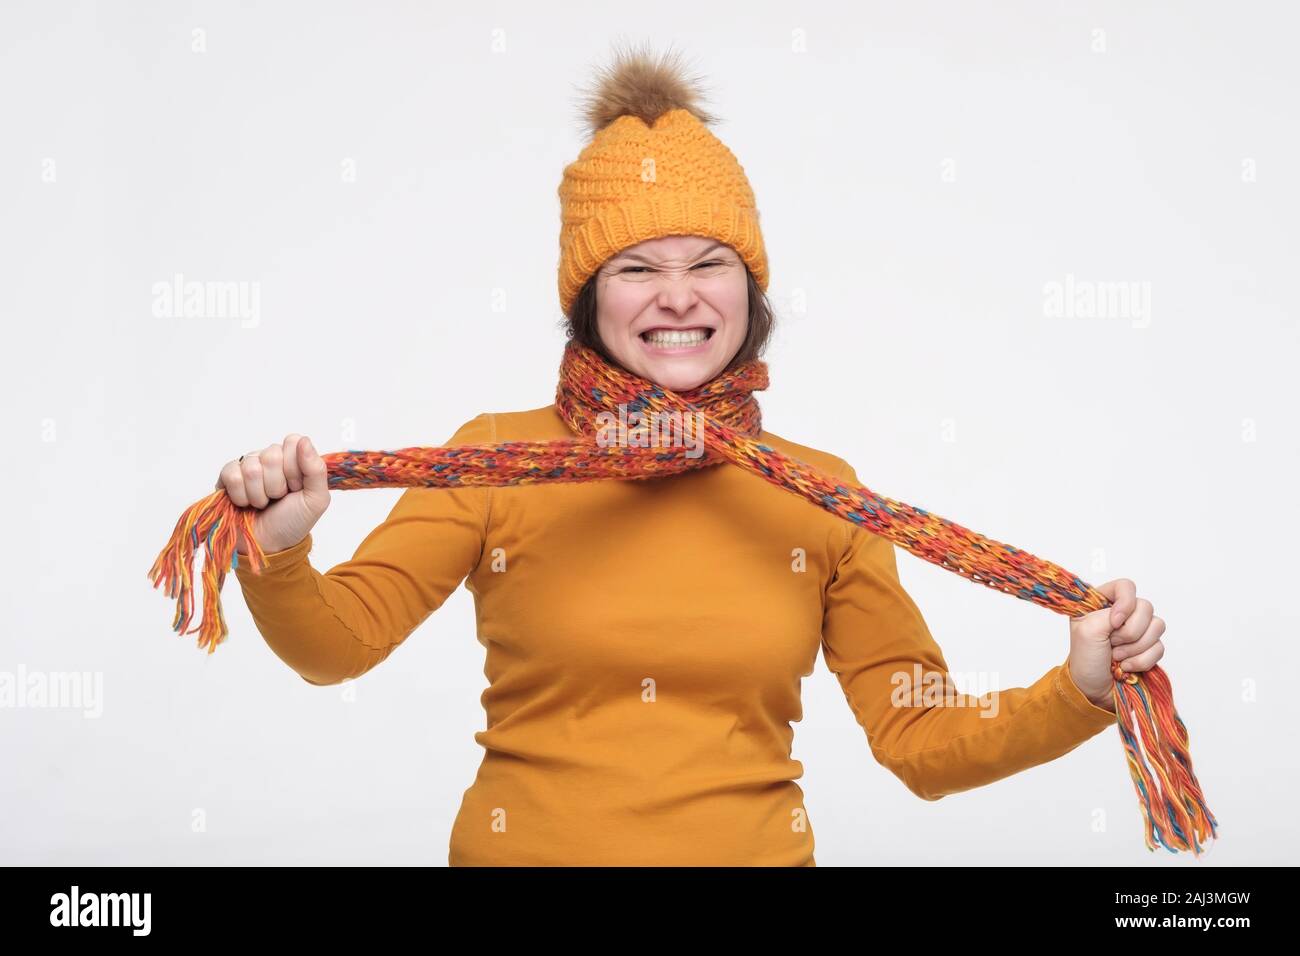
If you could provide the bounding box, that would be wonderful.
[1067,578,1166,713]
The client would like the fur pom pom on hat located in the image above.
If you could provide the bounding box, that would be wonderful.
[556,41,769,316]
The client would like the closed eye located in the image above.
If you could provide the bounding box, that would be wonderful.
[620,261,726,273]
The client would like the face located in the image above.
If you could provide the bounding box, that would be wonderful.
[594,234,749,391]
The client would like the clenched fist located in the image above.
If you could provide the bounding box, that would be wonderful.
[215,434,330,556]
[1068,578,1166,712]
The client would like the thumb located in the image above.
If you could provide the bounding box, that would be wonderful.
[1072,605,1114,644]
[299,437,330,505]
[1092,577,1137,631]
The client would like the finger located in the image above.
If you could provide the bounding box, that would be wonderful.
[300,437,329,499]
[1097,578,1138,630]
[259,443,288,500]
[240,453,270,508]
[1114,615,1165,661]
[282,434,304,492]
[1111,597,1153,646]
[218,460,249,507]
[1118,638,1165,674]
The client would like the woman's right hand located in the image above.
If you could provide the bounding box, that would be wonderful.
[216,434,331,555]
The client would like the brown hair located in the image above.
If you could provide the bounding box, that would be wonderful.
[559,263,776,374]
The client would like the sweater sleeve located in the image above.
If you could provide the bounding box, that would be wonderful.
[232,412,494,686]
[819,458,1118,801]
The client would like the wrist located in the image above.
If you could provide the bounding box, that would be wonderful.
[1086,691,1116,713]
[235,531,272,556]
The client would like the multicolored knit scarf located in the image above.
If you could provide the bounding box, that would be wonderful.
[149,338,1216,856]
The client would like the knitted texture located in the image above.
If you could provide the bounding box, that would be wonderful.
[556,106,768,316]
[149,339,1216,857]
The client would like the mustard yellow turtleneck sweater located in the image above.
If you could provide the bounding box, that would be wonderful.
[233,404,1118,866]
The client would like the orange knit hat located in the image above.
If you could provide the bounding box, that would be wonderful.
[556,43,769,316]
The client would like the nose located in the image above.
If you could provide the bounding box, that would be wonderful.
[654,275,701,316]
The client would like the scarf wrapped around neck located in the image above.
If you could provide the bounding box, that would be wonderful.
[149,338,1216,856]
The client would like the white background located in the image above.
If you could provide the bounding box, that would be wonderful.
[1,0,1295,865]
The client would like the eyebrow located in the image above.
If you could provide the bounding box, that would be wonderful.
[613,241,728,265]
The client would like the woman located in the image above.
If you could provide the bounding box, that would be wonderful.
[219,45,1165,867]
